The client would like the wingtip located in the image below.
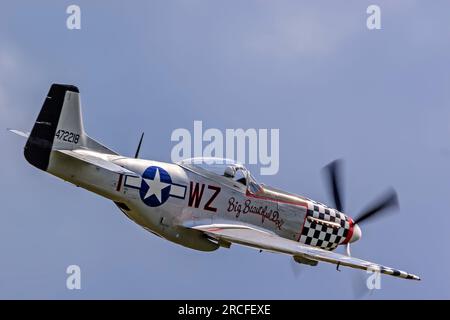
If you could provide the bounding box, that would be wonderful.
[7,128,30,138]
[409,274,421,281]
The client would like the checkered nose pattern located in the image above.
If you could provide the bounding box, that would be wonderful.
[299,202,352,250]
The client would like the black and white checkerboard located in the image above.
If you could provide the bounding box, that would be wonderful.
[299,201,351,250]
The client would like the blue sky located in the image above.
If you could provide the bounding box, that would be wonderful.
[1,0,449,299]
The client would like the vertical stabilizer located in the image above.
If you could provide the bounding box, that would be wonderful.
[24,83,117,171]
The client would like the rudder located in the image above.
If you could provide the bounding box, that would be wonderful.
[24,83,116,171]
[25,84,82,171]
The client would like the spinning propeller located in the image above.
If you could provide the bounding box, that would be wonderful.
[322,159,399,256]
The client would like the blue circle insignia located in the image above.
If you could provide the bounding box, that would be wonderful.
[139,166,172,207]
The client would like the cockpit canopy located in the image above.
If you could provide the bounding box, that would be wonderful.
[177,157,261,193]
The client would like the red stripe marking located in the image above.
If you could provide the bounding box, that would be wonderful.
[116,174,123,192]
[297,214,309,242]
[342,218,354,244]
[206,228,223,232]
[246,189,308,207]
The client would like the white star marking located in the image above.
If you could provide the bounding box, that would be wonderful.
[143,168,170,203]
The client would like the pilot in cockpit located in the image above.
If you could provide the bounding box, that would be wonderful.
[224,165,247,186]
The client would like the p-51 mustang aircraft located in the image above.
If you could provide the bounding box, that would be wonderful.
[9,84,420,281]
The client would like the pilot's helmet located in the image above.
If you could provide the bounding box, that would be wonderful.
[224,165,236,178]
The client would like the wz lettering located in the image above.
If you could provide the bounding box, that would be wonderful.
[188,182,221,212]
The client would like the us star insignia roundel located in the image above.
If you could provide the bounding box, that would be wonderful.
[123,166,187,207]
[139,166,172,207]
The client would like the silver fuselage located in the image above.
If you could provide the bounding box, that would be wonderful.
[47,150,353,252]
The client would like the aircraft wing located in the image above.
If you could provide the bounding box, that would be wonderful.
[192,224,420,281]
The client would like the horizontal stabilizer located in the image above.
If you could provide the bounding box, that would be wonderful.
[7,128,30,138]
[55,149,135,175]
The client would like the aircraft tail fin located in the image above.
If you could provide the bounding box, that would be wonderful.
[24,83,117,171]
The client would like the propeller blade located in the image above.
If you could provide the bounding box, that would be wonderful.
[290,258,303,278]
[134,132,145,159]
[354,188,399,225]
[351,270,373,299]
[322,159,344,212]
[346,243,351,257]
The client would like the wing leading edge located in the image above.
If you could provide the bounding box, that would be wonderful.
[192,224,420,281]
